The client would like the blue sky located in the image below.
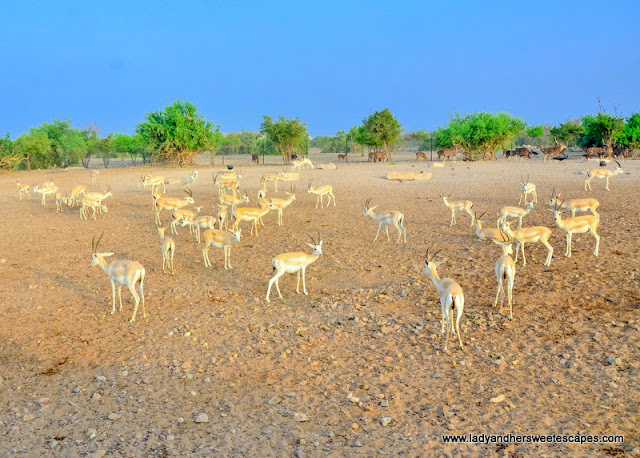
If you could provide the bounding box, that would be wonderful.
[1,0,638,138]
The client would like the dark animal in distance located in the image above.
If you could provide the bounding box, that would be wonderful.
[415,152,427,161]
[251,153,259,165]
[337,154,346,161]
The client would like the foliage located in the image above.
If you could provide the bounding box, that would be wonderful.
[260,116,308,163]
[114,133,148,165]
[615,112,640,148]
[136,100,222,167]
[13,131,53,169]
[549,121,584,146]
[404,129,430,151]
[443,112,526,160]
[526,126,544,138]
[578,113,625,148]
[354,109,403,161]
[0,134,24,171]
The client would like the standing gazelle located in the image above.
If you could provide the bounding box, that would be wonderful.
[548,201,600,257]
[202,228,242,270]
[266,235,323,302]
[155,188,195,225]
[584,161,624,191]
[89,232,146,322]
[493,233,516,320]
[90,170,99,186]
[496,201,534,229]
[16,181,30,200]
[439,194,475,227]
[268,187,296,226]
[519,175,537,204]
[363,197,407,244]
[156,226,175,275]
[424,247,464,351]
[307,182,336,208]
[548,191,599,217]
[500,221,553,266]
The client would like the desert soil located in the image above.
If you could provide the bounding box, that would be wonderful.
[0,152,638,457]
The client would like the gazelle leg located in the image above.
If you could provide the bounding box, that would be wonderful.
[467,208,475,227]
[534,191,537,203]
[374,222,383,241]
[493,277,501,308]
[605,177,610,191]
[520,242,526,265]
[296,270,301,294]
[395,223,402,244]
[443,299,451,351]
[118,285,123,311]
[519,194,523,205]
[302,267,308,295]
[450,210,455,226]
[385,226,390,241]
[455,298,464,349]
[542,240,553,266]
[507,274,514,320]
[514,242,520,263]
[331,192,336,206]
[170,248,175,275]
[566,233,572,257]
[591,228,599,256]
[111,279,117,314]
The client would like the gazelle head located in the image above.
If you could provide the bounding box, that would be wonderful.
[497,231,514,255]
[286,185,296,200]
[184,187,194,204]
[614,160,623,173]
[438,193,451,204]
[547,200,565,222]
[241,192,250,203]
[192,170,199,181]
[156,225,167,238]
[524,201,534,211]
[259,196,275,210]
[363,197,377,217]
[90,232,114,267]
[307,181,313,193]
[547,187,561,206]
[105,185,112,197]
[229,228,241,240]
[424,246,445,273]
[307,234,323,256]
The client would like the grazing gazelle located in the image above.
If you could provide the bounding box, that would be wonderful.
[85,185,112,211]
[266,235,323,302]
[142,175,166,194]
[548,190,599,217]
[548,201,600,257]
[493,233,516,320]
[268,187,296,226]
[300,157,314,170]
[90,170,99,186]
[156,225,175,275]
[219,191,249,212]
[170,207,201,235]
[363,197,407,244]
[80,196,108,220]
[68,184,87,206]
[54,190,67,213]
[307,181,336,208]
[518,175,537,204]
[500,221,553,266]
[155,188,195,225]
[584,161,624,191]
[439,194,475,227]
[423,247,464,351]
[496,201,534,229]
[34,182,57,205]
[89,232,146,322]
[16,181,30,200]
[291,160,303,172]
[201,228,242,270]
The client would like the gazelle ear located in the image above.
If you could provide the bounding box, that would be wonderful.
[436,258,446,265]
[102,252,115,257]
[370,205,377,210]
[306,243,315,249]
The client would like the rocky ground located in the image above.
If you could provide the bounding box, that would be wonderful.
[0,152,638,457]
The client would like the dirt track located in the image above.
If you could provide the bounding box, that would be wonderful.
[0,153,638,456]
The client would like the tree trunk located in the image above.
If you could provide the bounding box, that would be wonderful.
[384,142,392,162]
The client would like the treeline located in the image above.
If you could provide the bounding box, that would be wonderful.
[1,100,639,170]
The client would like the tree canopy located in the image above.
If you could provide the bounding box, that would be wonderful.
[442,112,526,160]
[260,116,308,164]
[354,109,403,161]
[549,121,584,145]
[579,113,625,148]
[136,100,222,166]
[615,112,640,148]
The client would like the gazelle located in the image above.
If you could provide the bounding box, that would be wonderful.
[439,194,475,227]
[268,187,296,226]
[155,188,195,225]
[423,247,464,351]
[216,204,229,230]
[291,160,303,172]
[474,211,509,245]
[232,198,276,236]
[500,221,553,266]
[85,185,112,211]
[308,182,336,208]
[518,175,537,204]
[170,207,201,235]
[266,235,323,302]
[202,228,242,270]
[548,190,599,217]
[493,233,516,320]
[156,226,175,275]
[584,161,624,191]
[363,197,406,244]
[54,190,67,213]
[212,173,240,196]
[16,181,30,200]
[90,170,99,186]
[181,170,198,186]
[220,170,241,180]
[69,184,86,206]
[191,215,218,243]
[142,175,166,194]
[300,158,314,170]
[80,196,108,220]
[496,201,534,229]
[219,192,249,212]
[90,233,146,322]
[34,182,56,205]
[257,177,268,201]
[548,202,600,257]
[262,170,288,192]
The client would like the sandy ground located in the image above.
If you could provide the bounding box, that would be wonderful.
[0,152,638,457]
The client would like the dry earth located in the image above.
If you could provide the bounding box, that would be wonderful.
[0,152,638,457]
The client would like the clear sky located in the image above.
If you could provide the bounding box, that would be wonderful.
[1,0,638,138]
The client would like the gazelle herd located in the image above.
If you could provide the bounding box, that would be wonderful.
[12,154,627,354]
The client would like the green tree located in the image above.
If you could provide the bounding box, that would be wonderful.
[579,113,625,148]
[114,133,147,165]
[260,115,308,164]
[136,100,222,167]
[526,125,544,138]
[615,112,640,148]
[444,112,526,160]
[356,109,403,161]
[13,131,53,170]
[549,121,584,146]
[0,134,24,171]
[404,129,431,151]
[239,129,259,155]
